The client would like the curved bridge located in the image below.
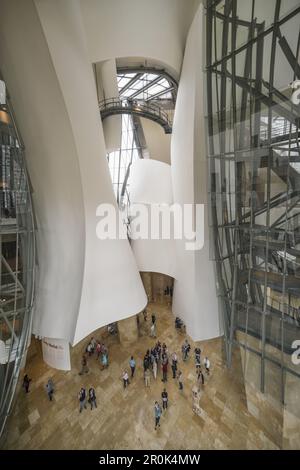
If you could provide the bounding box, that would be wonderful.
[99,98,172,134]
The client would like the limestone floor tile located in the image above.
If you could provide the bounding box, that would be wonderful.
[1,301,281,450]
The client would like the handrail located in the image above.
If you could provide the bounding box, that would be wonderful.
[99,97,172,134]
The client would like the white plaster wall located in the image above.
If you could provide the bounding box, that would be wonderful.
[0,0,85,342]
[80,0,201,77]
[0,0,147,351]
[35,0,147,345]
[140,118,171,165]
[130,159,173,205]
[171,3,221,341]
[99,59,121,153]
[130,159,176,277]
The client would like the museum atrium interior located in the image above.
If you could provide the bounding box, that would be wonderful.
[0,0,299,450]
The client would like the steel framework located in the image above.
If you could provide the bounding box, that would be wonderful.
[206,0,300,401]
[0,83,35,438]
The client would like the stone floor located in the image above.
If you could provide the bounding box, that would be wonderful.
[1,302,280,450]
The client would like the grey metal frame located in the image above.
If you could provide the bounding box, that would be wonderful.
[0,84,35,438]
[206,0,300,400]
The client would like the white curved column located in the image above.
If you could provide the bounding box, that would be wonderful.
[171,3,222,341]
[96,58,121,152]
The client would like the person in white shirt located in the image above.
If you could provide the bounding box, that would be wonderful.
[122,370,129,389]
[204,357,210,375]
[152,359,157,380]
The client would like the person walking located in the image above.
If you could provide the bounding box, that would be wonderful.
[171,352,178,379]
[144,368,151,387]
[152,358,157,380]
[204,357,210,375]
[197,368,205,388]
[162,359,168,383]
[79,355,89,375]
[129,356,136,378]
[178,370,183,391]
[23,374,31,393]
[154,401,162,430]
[46,378,54,401]
[151,313,156,325]
[182,340,190,361]
[88,387,97,410]
[195,347,201,367]
[101,351,108,370]
[122,370,129,389]
[96,342,101,359]
[150,322,156,338]
[161,388,168,410]
[78,387,87,413]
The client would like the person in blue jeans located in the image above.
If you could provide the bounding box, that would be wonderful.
[129,356,136,378]
[154,401,162,430]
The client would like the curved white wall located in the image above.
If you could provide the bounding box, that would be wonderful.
[171,3,222,341]
[130,159,173,205]
[0,0,147,351]
[80,0,201,77]
[130,159,176,278]
[96,59,121,153]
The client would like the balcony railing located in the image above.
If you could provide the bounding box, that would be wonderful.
[99,97,172,134]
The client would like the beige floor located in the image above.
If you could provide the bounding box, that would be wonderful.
[2,302,280,450]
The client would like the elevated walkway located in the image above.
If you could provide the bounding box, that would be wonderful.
[99,98,172,134]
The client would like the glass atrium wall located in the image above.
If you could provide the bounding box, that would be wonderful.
[206,0,300,399]
[0,81,35,436]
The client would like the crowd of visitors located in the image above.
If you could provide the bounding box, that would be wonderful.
[23,308,211,427]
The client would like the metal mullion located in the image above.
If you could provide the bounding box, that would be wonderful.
[207,6,300,71]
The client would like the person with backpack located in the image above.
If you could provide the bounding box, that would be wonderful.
[154,401,162,430]
[45,378,54,401]
[88,387,97,410]
[78,387,87,413]
[161,388,168,410]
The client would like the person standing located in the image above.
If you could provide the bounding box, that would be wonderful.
[150,322,156,338]
[23,374,31,393]
[152,358,157,380]
[96,342,101,359]
[79,355,89,375]
[88,387,97,410]
[151,313,156,325]
[204,357,210,375]
[122,370,129,389]
[78,387,87,413]
[178,370,183,391]
[161,388,168,410]
[154,401,162,430]
[46,378,54,401]
[171,352,178,379]
[129,356,136,378]
[144,368,151,387]
[162,359,168,383]
[197,368,205,390]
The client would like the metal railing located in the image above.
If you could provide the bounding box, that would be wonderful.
[99,97,172,134]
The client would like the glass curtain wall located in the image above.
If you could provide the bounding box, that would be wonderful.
[206,0,300,400]
[0,81,35,437]
[107,114,140,209]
